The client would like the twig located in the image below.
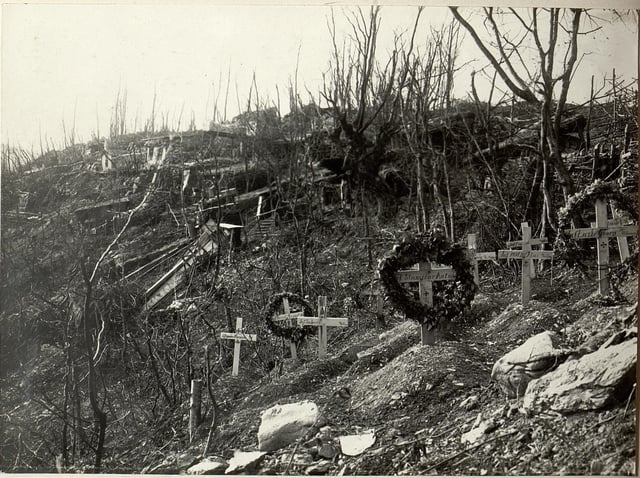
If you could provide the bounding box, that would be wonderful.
[422,429,517,473]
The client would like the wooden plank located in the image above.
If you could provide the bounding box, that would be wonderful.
[475,252,497,260]
[521,223,532,305]
[396,268,456,282]
[506,237,547,248]
[297,317,349,327]
[565,225,636,239]
[220,332,258,341]
[595,199,610,295]
[529,250,555,260]
[498,250,526,259]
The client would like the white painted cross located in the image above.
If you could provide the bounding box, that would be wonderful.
[466,234,497,286]
[295,296,348,359]
[220,317,257,377]
[395,262,456,345]
[498,223,554,305]
[272,297,304,360]
[564,199,636,295]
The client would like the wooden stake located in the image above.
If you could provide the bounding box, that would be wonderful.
[521,223,532,305]
[189,379,202,443]
[595,199,610,295]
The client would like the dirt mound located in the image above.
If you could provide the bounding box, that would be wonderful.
[351,341,489,413]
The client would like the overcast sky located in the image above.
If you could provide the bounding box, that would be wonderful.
[1,5,637,151]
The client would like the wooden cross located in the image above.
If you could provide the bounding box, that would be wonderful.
[395,262,456,345]
[564,199,636,295]
[272,297,304,360]
[505,222,549,279]
[498,223,554,305]
[466,234,497,286]
[294,296,348,359]
[220,317,257,376]
[590,204,631,262]
[362,282,385,329]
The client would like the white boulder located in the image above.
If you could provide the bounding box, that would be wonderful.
[523,338,637,414]
[491,331,566,398]
[257,400,322,452]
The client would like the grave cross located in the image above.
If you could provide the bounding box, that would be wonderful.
[497,223,554,305]
[504,222,549,279]
[395,261,456,345]
[564,199,636,295]
[220,317,257,376]
[295,296,348,359]
[362,281,385,329]
[466,234,497,286]
[272,297,304,360]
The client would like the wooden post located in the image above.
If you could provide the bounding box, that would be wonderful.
[595,199,610,295]
[272,298,300,360]
[189,379,202,443]
[317,296,328,358]
[468,234,480,286]
[521,223,532,305]
[220,317,257,376]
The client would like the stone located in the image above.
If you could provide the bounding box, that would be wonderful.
[460,414,499,445]
[491,331,566,398]
[459,395,479,411]
[257,401,322,452]
[306,460,332,475]
[523,338,636,414]
[339,430,376,456]
[318,443,338,460]
[225,451,266,475]
[187,458,228,475]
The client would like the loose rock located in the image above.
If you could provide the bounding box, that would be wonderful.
[523,338,637,413]
[225,451,266,475]
[186,458,228,475]
[492,331,566,397]
[258,400,323,452]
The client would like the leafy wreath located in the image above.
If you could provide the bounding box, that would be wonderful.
[556,180,637,266]
[378,230,477,329]
[263,292,315,345]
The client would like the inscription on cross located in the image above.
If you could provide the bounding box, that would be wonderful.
[498,223,554,306]
[295,296,348,359]
[564,199,636,295]
[220,317,257,377]
[272,297,304,360]
[395,262,456,345]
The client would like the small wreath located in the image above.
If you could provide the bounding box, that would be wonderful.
[263,292,315,345]
[378,229,477,329]
[556,180,637,266]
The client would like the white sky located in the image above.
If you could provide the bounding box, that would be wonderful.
[1,4,637,151]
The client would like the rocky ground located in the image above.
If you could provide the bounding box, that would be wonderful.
[137,270,637,476]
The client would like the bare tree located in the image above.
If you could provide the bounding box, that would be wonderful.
[450,7,584,233]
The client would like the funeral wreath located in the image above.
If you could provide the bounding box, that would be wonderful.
[556,180,637,265]
[378,230,477,329]
[263,292,315,345]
